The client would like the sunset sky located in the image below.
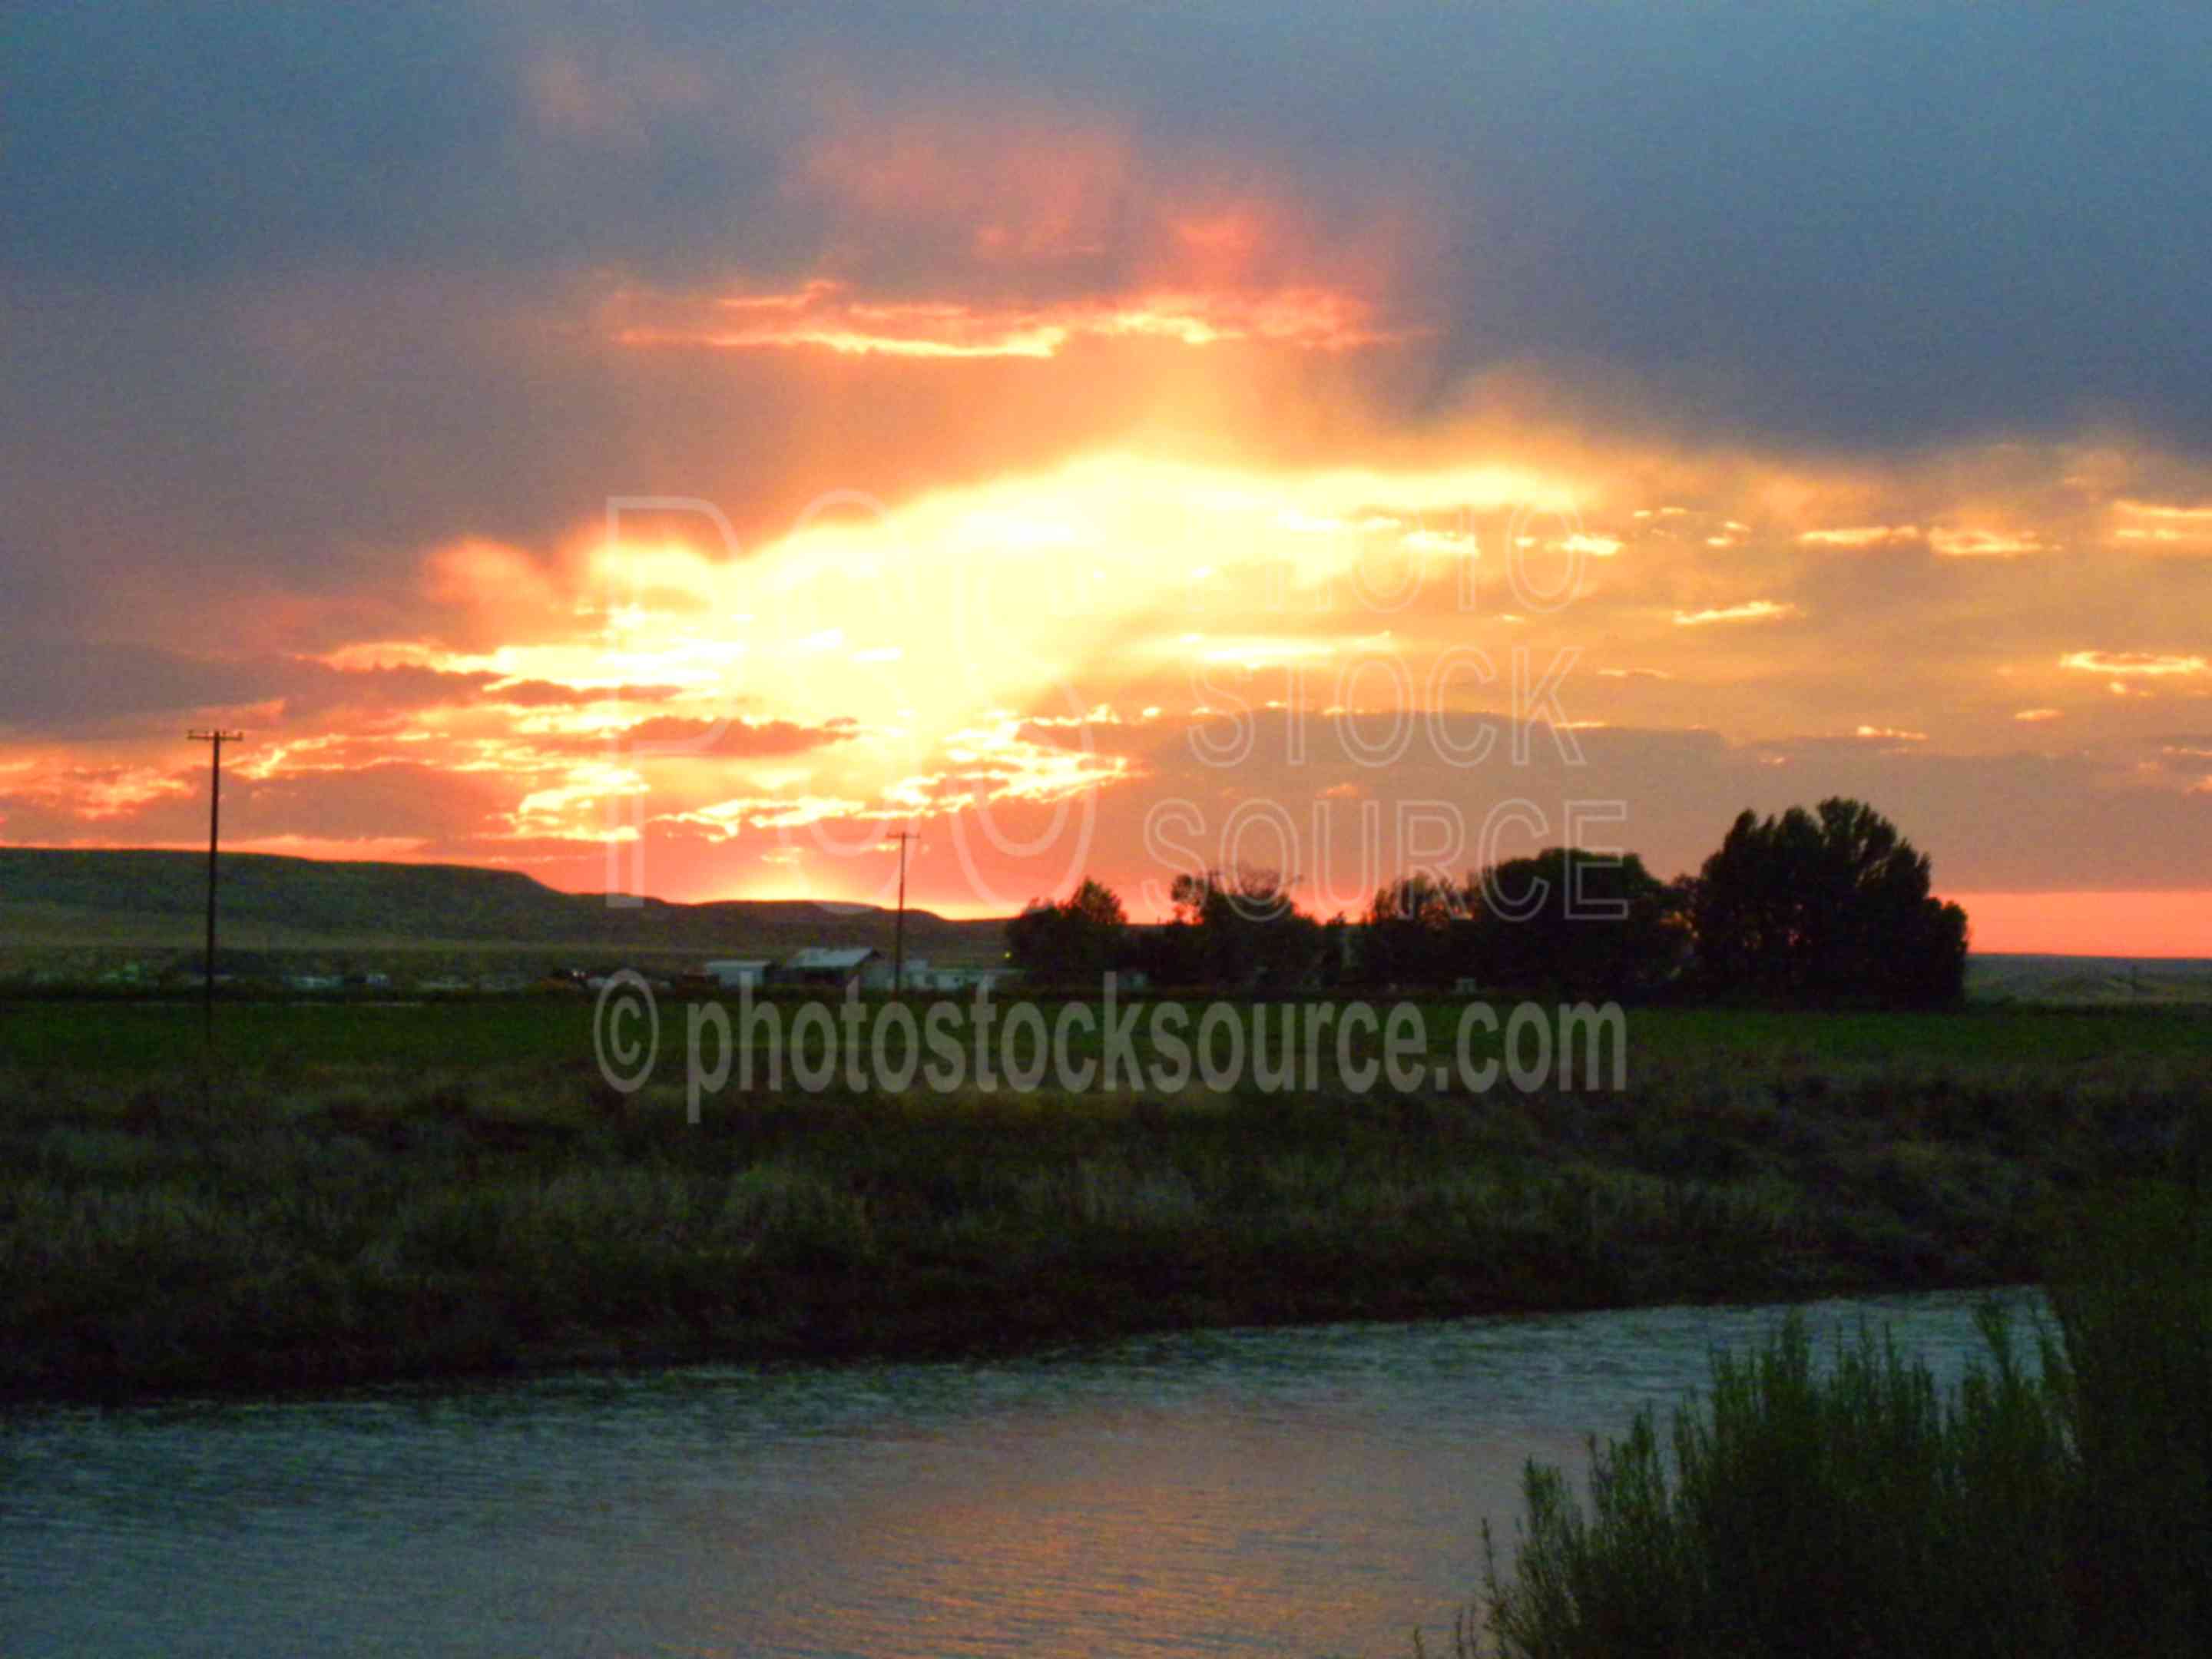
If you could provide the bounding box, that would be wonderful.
[5,5,2209,953]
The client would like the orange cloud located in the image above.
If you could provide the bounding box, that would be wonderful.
[795,110,1137,263]
[2113,498,2212,545]
[2060,651,2208,677]
[19,396,2212,946]
[717,94,1438,369]
[2115,500,2212,522]
[786,98,1420,292]
[607,278,1403,359]
[35,766,197,821]
[1799,525,1920,547]
[1673,600,1800,626]
[1930,526,2047,558]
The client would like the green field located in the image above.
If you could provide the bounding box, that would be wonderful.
[2,993,2208,1401]
[11,992,2210,1077]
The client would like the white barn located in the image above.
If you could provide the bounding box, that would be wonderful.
[778,946,892,990]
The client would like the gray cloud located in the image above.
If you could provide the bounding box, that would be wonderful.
[0,641,279,733]
[0,647,582,737]
[7,4,2210,446]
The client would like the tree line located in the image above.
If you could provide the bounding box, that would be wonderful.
[1005,796,1970,1009]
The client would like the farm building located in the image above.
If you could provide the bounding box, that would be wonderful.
[704,959,772,989]
[893,959,1021,994]
[776,946,892,991]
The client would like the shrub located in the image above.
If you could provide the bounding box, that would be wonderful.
[1475,1184,2212,1657]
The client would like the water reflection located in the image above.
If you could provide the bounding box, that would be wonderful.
[0,1289,2043,1657]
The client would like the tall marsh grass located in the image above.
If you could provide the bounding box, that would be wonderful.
[5,1013,2206,1398]
[1470,1183,2212,1658]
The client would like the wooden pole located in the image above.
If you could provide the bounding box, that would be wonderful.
[187,730,242,1042]
[884,830,917,992]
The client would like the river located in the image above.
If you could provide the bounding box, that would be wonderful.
[1,1288,2044,1658]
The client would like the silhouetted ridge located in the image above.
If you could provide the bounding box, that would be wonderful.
[0,847,995,954]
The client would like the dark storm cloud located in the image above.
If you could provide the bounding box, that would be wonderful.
[0,640,276,733]
[0,3,803,286]
[0,645,545,737]
[3,7,515,280]
[8,3,2208,448]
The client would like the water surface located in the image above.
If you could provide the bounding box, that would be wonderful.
[1,1289,2043,1657]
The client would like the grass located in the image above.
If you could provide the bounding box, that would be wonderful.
[2041,1185,2212,1652]
[0,1082,1747,1396]
[1469,1306,2070,1659]
[1,995,2208,1400]
[8,991,2210,1076]
[1464,1182,2212,1658]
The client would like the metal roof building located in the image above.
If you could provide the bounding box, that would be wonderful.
[777,946,891,988]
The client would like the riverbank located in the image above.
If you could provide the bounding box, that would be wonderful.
[1472,1184,2212,1658]
[3,998,2207,1401]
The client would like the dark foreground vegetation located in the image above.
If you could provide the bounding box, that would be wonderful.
[2,997,2209,1402]
[1461,1184,2212,1659]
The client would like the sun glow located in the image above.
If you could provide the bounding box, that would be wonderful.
[309,449,1613,859]
[17,416,2212,934]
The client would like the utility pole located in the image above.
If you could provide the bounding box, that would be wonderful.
[187,730,242,1041]
[884,829,917,993]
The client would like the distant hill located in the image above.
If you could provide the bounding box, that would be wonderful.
[0,847,1008,965]
[1968,952,2212,1005]
[8,849,2208,997]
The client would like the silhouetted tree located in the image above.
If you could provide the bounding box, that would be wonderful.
[1316,912,1356,988]
[1126,915,1206,987]
[1362,873,1469,988]
[1460,847,1687,996]
[1689,798,1969,1008]
[1005,877,1128,985]
[1170,866,1325,989]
